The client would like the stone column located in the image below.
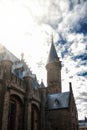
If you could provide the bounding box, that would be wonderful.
[24,97,32,130]
[1,89,10,130]
[27,102,31,130]
[15,103,19,130]
[23,76,33,130]
[40,88,46,130]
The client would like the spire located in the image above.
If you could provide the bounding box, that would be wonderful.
[47,35,58,64]
[40,79,45,88]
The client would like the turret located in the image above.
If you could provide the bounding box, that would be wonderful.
[0,44,18,80]
[46,37,62,94]
[1,60,13,80]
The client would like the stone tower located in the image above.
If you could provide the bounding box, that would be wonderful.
[46,38,62,94]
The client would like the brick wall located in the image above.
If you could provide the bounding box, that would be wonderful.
[45,109,70,130]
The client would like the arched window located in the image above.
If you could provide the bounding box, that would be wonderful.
[7,95,24,130]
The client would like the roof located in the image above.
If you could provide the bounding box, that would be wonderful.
[0,44,18,62]
[32,75,40,89]
[12,60,33,79]
[46,92,70,110]
[40,80,45,88]
[79,118,87,127]
[0,44,40,89]
[47,42,58,64]
[12,58,40,89]
[79,122,87,127]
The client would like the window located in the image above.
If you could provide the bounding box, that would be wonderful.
[8,100,16,130]
[7,96,24,130]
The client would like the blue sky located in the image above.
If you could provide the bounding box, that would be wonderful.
[0,0,87,119]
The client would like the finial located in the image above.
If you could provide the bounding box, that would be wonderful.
[21,53,24,60]
[69,82,72,88]
[69,82,72,93]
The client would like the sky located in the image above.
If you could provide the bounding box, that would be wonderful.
[0,0,87,120]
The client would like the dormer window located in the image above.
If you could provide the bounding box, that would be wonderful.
[53,98,60,108]
[55,98,60,105]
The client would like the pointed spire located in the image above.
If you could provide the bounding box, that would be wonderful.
[47,35,58,64]
[40,79,45,88]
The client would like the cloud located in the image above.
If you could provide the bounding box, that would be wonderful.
[24,0,87,119]
[0,0,87,120]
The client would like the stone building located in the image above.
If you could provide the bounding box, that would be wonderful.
[0,40,78,130]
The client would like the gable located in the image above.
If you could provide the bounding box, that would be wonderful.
[46,92,70,110]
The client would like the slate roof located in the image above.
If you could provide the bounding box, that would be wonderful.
[0,44,40,89]
[79,119,87,127]
[46,92,70,110]
[32,75,40,89]
[40,80,45,88]
[47,42,58,64]
[11,56,40,89]
[0,44,18,62]
[79,122,87,127]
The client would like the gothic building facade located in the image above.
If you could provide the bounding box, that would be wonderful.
[0,41,78,130]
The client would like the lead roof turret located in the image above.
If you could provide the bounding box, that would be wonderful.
[47,37,59,65]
